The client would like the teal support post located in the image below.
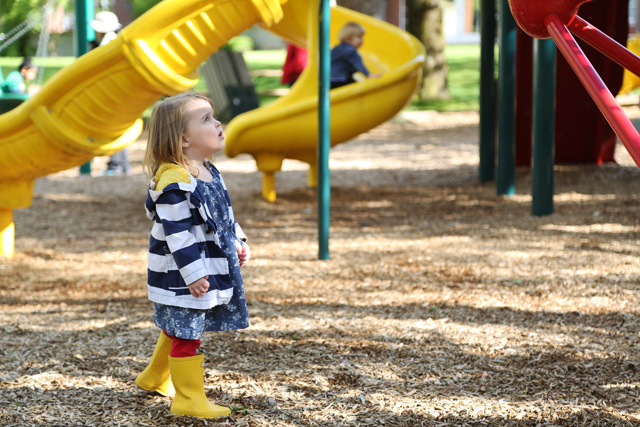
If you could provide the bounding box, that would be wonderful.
[318,0,331,260]
[531,38,556,216]
[479,0,496,183]
[496,0,516,195]
[74,0,89,56]
[87,0,95,43]
[76,0,92,175]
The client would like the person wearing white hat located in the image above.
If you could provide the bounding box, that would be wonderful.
[90,11,122,47]
[91,11,130,175]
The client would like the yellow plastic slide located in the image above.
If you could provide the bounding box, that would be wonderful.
[620,34,640,94]
[224,0,426,201]
[0,0,286,257]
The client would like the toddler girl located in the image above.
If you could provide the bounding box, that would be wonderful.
[135,92,250,419]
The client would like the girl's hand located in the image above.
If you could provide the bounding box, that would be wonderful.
[188,276,210,298]
[237,242,250,267]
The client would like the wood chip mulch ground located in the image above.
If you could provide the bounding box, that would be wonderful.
[1,109,640,426]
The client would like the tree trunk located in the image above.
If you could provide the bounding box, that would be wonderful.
[406,0,449,100]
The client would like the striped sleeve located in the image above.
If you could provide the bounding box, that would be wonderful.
[155,190,208,285]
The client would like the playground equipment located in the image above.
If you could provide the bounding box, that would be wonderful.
[620,34,640,94]
[0,0,423,256]
[224,0,426,201]
[0,0,286,257]
[515,1,628,168]
[508,0,640,167]
[481,0,634,214]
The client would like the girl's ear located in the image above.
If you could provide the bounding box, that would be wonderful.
[182,134,190,147]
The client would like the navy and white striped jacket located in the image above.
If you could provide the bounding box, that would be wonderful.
[144,163,246,310]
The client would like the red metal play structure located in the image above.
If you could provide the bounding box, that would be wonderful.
[509,0,640,168]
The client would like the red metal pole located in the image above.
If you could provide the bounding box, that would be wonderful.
[544,13,640,168]
[569,16,640,78]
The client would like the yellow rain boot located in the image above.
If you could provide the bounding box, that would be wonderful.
[135,332,175,397]
[169,354,231,418]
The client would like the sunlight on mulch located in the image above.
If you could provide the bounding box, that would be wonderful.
[1,109,640,426]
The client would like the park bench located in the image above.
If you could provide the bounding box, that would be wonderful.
[0,93,28,114]
[201,49,259,123]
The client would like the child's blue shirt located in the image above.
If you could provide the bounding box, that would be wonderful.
[330,42,370,84]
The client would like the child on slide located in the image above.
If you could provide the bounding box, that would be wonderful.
[330,21,381,89]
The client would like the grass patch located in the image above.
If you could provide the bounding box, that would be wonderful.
[0,45,480,114]
[241,46,481,112]
[0,56,75,84]
[244,49,287,70]
[405,44,480,112]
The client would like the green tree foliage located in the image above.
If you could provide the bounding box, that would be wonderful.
[130,0,161,18]
[0,0,43,57]
[0,0,70,58]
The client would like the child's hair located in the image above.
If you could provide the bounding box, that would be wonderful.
[19,57,35,71]
[338,22,365,43]
[143,92,215,178]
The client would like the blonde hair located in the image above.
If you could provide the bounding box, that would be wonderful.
[338,21,365,43]
[143,92,215,178]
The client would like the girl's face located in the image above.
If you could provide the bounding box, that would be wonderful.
[181,98,224,161]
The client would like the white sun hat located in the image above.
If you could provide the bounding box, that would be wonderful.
[90,11,122,33]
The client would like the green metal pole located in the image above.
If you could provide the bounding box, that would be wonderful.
[496,0,516,195]
[76,0,92,175]
[74,0,89,56]
[318,0,330,260]
[479,0,496,183]
[87,0,95,43]
[531,38,556,216]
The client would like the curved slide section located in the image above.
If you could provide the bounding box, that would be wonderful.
[0,0,285,257]
[620,34,640,94]
[224,0,426,201]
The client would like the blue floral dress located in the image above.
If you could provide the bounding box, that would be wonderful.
[154,164,249,340]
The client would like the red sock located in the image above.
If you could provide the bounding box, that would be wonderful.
[163,331,201,357]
